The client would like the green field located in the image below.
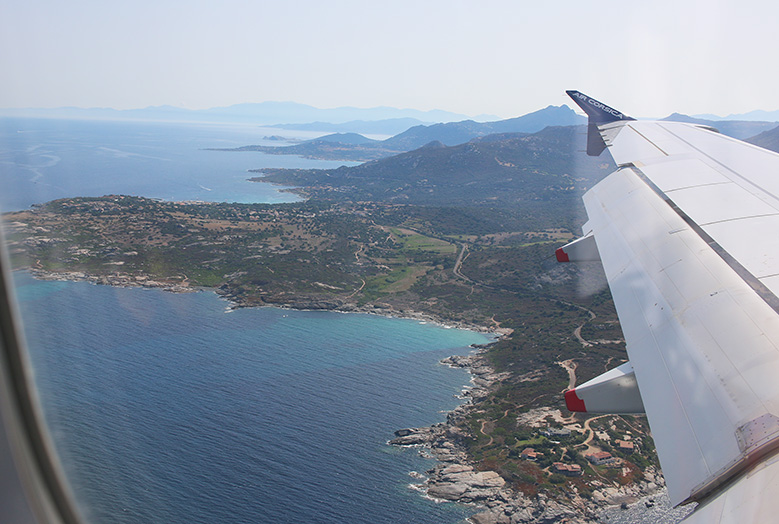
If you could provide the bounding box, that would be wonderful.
[388,227,457,254]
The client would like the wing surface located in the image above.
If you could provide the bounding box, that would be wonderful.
[564,91,779,518]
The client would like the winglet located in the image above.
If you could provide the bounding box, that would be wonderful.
[567,91,635,156]
[566,91,634,124]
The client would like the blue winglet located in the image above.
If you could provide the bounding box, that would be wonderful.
[566,91,634,156]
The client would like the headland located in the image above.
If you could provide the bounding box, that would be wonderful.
[5,193,669,523]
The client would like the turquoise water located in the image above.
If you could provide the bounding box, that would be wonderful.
[15,272,491,523]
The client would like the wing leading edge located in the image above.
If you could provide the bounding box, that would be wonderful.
[562,91,779,521]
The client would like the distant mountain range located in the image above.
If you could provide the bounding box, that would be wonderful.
[216,105,588,161]
[269,118,432,136]
[385,105,585,147]
[745,125,779,153]
[6,99,779,148]
[694,109,779,122]
[0,102,493,128]
[661,113,778,139]
[223,104,779,162]
[268,104,585,137]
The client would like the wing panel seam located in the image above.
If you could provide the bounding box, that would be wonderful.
[626,165,779,316]
[700,212,779,227]
[664,181,733,193]
[658,123,779,204]
[625,124,670,156]
[608,168,779,505]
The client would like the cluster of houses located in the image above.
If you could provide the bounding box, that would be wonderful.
[519,425,640,479]
[519,448,585,477]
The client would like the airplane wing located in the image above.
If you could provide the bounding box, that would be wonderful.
[560,91,779,522]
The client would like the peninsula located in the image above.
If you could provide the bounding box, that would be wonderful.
[4,126,675,522]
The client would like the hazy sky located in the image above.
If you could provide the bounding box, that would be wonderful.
[2,0,779,119]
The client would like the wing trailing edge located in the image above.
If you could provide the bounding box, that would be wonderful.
[560,91,779,519]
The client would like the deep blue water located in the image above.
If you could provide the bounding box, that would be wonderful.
[15,272,490,524]
[0,117,355,211]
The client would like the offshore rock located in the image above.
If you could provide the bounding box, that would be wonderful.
[389,425,443,446]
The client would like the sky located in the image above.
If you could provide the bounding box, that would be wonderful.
[2,0,779,119]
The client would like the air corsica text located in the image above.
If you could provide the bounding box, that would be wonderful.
[571,92,625,119]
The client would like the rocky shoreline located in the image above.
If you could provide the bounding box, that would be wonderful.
[28,268,196,293]
[390,352,672,524]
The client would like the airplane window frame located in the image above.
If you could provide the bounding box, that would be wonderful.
[0,220,84,524]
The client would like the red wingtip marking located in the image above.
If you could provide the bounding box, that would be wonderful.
[565,389,586,412]
[555,247,570,263]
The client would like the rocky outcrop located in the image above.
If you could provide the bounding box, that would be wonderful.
[468,492,584,524]
[456,471,668,524]
[440,353,510,402]
[392,350,672,524]
[426,464,505,502]
[589,468,664,506]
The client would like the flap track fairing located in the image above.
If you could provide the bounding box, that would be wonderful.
[565,361,645,414]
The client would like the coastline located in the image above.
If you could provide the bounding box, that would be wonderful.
[25,267,507,336]
[27,268,197,294]
[22,267,671,523]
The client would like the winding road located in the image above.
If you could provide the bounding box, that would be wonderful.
[452,243,471,282]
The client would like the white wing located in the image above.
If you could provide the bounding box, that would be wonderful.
[561,91,779,521]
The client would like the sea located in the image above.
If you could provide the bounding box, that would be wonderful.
[1,118,490,524]
[0,117,356,211]
[15,272,489,524]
